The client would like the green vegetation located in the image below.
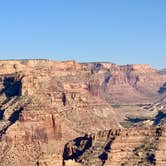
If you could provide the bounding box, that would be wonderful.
[120,121,135,128]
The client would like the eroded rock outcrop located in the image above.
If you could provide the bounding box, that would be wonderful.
[63,127,166,166]
[0,59,165,166]
[0,60,121,166]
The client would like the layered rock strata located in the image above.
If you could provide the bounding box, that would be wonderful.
[0,59,165,165]
[63,127,166,166]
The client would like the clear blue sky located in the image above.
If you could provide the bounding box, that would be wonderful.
[0,0,165,68]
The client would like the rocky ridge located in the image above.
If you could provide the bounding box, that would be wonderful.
[63,127,166,166]
[0,59,165,165]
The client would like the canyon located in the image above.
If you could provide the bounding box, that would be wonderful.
[0,59,166,166]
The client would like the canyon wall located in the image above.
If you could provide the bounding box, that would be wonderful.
[0,60,165,165]
[63,127,166,166]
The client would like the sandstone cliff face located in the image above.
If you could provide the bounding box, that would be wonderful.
[63,127,166,166]
[80,62,166,104]
[0,60,165,166]
[0,60,121,166]
[104,64,166,104]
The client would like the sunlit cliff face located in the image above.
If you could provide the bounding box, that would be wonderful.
[0,60,165,166]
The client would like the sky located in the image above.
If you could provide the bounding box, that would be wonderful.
[0,0,165,68]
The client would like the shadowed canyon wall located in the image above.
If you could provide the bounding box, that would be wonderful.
[0,60,165,166]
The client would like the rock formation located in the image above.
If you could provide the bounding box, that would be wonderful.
[0,59,165,166]
[63,127,166,166]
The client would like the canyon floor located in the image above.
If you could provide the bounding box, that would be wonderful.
[0,59,166,166]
